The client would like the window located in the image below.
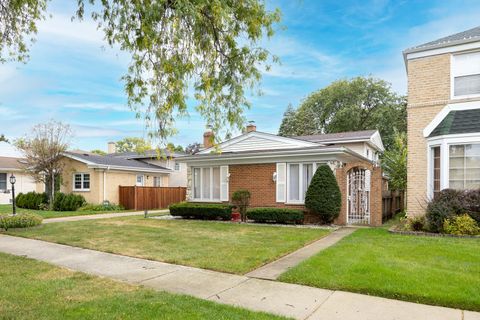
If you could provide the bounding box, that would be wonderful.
[0,173,7,191]
[154,176,162,187]
[174,162,180,171]
[432,146,441,197]
[287,163,319,203]
[136,174,144,186]
[449,144,480,189]
[452,52,480,98]
[73,173,90,191]
[192,166,221,201]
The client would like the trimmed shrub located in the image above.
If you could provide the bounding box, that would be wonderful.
[247,207,304,224]
[231,189,251,222]
[305,165,341,223]
[78,203,124,212]
[53,193,86,211]
[15,192,48,210]
[0,213,43,231]
[406,215,426,231]
[443,214,480,236]
[169,202,232,220]
[425,189,480,232]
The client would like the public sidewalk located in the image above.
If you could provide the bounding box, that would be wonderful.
[0,235,477,320]
[43,209,169,224]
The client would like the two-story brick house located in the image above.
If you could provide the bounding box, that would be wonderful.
[404,26,480,216]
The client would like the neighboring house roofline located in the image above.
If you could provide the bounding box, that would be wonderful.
[402,26,480,71]
[62,152,172,174]
[0,156,28,171]
[108,149,186,159]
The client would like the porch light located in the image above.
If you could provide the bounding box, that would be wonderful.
[272,172,277,182]
[9,174,16,185]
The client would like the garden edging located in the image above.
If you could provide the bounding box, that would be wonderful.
[388,226,480,238]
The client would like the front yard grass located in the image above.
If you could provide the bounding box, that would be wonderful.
[0,204,129,219]
[279,227,480,311]
[4,216,330,274]
[0,252,286,320]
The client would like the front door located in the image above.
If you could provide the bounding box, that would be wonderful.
[347,168,370,224]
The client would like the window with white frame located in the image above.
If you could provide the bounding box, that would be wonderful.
[192,166,221,201]
[136,174,144,186]
[153,176,162,187]
[449,144,480,189]
[452,52,480,98]
[174,162,180,171]
[73,173,90,191]
[0,173,7,191]
[287,163,319,203]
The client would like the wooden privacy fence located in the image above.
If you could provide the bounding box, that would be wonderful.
[382,190,405,220]
[119,186,186,211]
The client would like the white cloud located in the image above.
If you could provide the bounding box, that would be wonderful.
[63,102,130,112]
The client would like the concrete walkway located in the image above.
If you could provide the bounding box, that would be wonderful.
[0,235,477,320]
[246,227,357,280]
[43,209,169,224]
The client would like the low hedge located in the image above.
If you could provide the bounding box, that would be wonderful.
[169,202,233,220]
[78,203,124,212]
[0,213,43,231]
[247,207,304,224]
[16,192,48,210]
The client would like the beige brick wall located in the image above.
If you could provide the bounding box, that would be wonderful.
[406,54,451,216]
[60,157,169,205]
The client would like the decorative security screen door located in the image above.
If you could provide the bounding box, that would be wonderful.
[347,168,370,224]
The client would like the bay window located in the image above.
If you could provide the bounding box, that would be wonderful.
[287,163,322,203]
[192,166,222,201]
[449,144,480,189]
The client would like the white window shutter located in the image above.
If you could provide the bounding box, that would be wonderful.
[220,166,229,201]
[365,170,371,191]
[276,163,286,202]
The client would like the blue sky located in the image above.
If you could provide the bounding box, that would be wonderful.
[1,0,480,152]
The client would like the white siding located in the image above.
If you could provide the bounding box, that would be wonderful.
[0,172,37,205]
[222,136,306,152]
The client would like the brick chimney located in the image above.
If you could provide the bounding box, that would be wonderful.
[246,123,257,133]
[203,130,214,149]
[107,142,116,153]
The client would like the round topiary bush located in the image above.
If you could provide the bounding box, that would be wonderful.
[0,213,43,231]
[305,164,342,223]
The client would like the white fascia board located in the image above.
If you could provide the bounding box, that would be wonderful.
[182,148,372,166]
[423,101,480,138]
[0,168,22,172]
[62,153,97,165]
[405,41,480,61]
[197,131,318,154]
[368,130,385,152]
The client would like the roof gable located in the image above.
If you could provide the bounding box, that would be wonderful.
[405,26,480,54]
[295,130,384,152]
[197,131,318,154]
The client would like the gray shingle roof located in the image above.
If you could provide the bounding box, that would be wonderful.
[405,26,480,53]
[429,109,480,137]
[0,156,27,170]
[108,149,186,159]
[65,151,171,171]
[294,130,377,144]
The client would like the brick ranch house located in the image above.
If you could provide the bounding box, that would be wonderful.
[404,26,480,216]
[179,125,386,226]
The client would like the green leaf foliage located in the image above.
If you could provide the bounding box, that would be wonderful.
[278,76,406,149]
[305,165,341,223]
[381,131,407,190]
[115,137,151,153]
[0,213,43,231]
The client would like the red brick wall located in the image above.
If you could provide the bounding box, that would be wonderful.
[227,162,383,226]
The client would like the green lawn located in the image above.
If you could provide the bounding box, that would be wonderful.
[0,204,129,219]
[279,227,480,311]
[4,216,330,274]
[0,252,286,320]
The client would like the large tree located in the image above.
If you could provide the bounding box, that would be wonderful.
[14,120,72,207]
[115,137,151,153]
[1,0,280,141]
[278,77,406,149]
[381,131,407,191]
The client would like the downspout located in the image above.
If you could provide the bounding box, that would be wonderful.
[103,166,110,202]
